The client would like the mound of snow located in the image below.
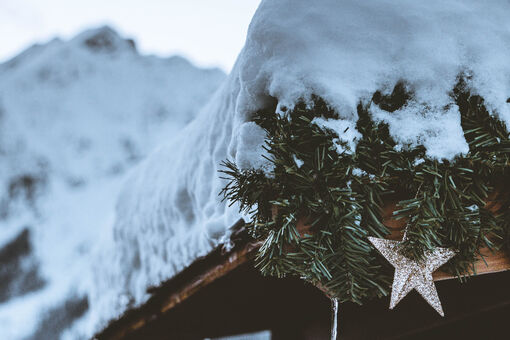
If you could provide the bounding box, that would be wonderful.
[240,0,510,159]
[89,0,510,336]
[0,26,225,339]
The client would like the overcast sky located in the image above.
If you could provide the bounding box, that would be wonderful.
[0,0,261,71]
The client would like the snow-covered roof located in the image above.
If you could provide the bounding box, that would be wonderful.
[89,0,510,336]
[240,0,510,160]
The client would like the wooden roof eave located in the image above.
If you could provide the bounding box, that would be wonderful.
[96,199,510,339]
[94,219,259,340]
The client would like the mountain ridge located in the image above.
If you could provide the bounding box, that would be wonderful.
[0,25,225,340]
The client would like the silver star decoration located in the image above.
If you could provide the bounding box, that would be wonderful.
[368,236,456,316]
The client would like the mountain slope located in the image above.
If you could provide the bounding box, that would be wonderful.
[0,26,225,339]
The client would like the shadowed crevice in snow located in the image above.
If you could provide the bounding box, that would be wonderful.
[24,295,89,340]
[175,188,196,224]
[372,81,413,113]
[0,173,47,220]
[0,228,46,303]
[8,174,46,204]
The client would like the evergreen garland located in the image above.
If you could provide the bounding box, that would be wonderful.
[220,78,510,303]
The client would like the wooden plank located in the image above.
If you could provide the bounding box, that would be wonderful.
[159,241,261,314]
[433,247,510,281]
[380,201,510,281]
[114,242,261,337]
[95,221,260,340]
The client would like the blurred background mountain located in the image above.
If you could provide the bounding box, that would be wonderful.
[0,26,225,339]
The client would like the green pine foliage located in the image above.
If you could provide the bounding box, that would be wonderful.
[220,78,510,304]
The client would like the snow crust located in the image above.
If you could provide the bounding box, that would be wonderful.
[241,0,510,159]
[0,26,224,339]
[85,1,510,335]
[85,78,244,336]
[235,122,273,172]
[312,117,361,154]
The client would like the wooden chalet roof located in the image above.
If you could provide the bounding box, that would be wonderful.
[96,201,510,340]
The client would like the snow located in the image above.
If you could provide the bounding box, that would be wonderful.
[84,81,245,334]
[85,1,510,336]
[235,121,273,172]
[3,0,510,338]
[312,117,361,154]
[370,102,470,159]
[238,0,510,159]
[293,155,304,168]
[0,26,224,339]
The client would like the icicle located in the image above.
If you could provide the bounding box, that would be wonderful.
[331,298,339,340]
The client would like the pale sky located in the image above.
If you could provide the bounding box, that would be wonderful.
[0,0,261,71]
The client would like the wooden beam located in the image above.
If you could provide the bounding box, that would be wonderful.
[159,241,261,314]
[380,200,510,281]
[433,247,510,281]
[95,220,260,340]
[111,242,261,338]
[98,199,510,339]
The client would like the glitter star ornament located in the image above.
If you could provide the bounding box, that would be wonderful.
[368,236,456,316]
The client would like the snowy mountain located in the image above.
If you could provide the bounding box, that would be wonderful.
[87,0,510,337]
[0,26,225,339]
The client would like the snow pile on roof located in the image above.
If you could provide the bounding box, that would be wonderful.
[240,0,510,159]
[87,0,510,336]
[84,80,245,337]
[0,26,224,339]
